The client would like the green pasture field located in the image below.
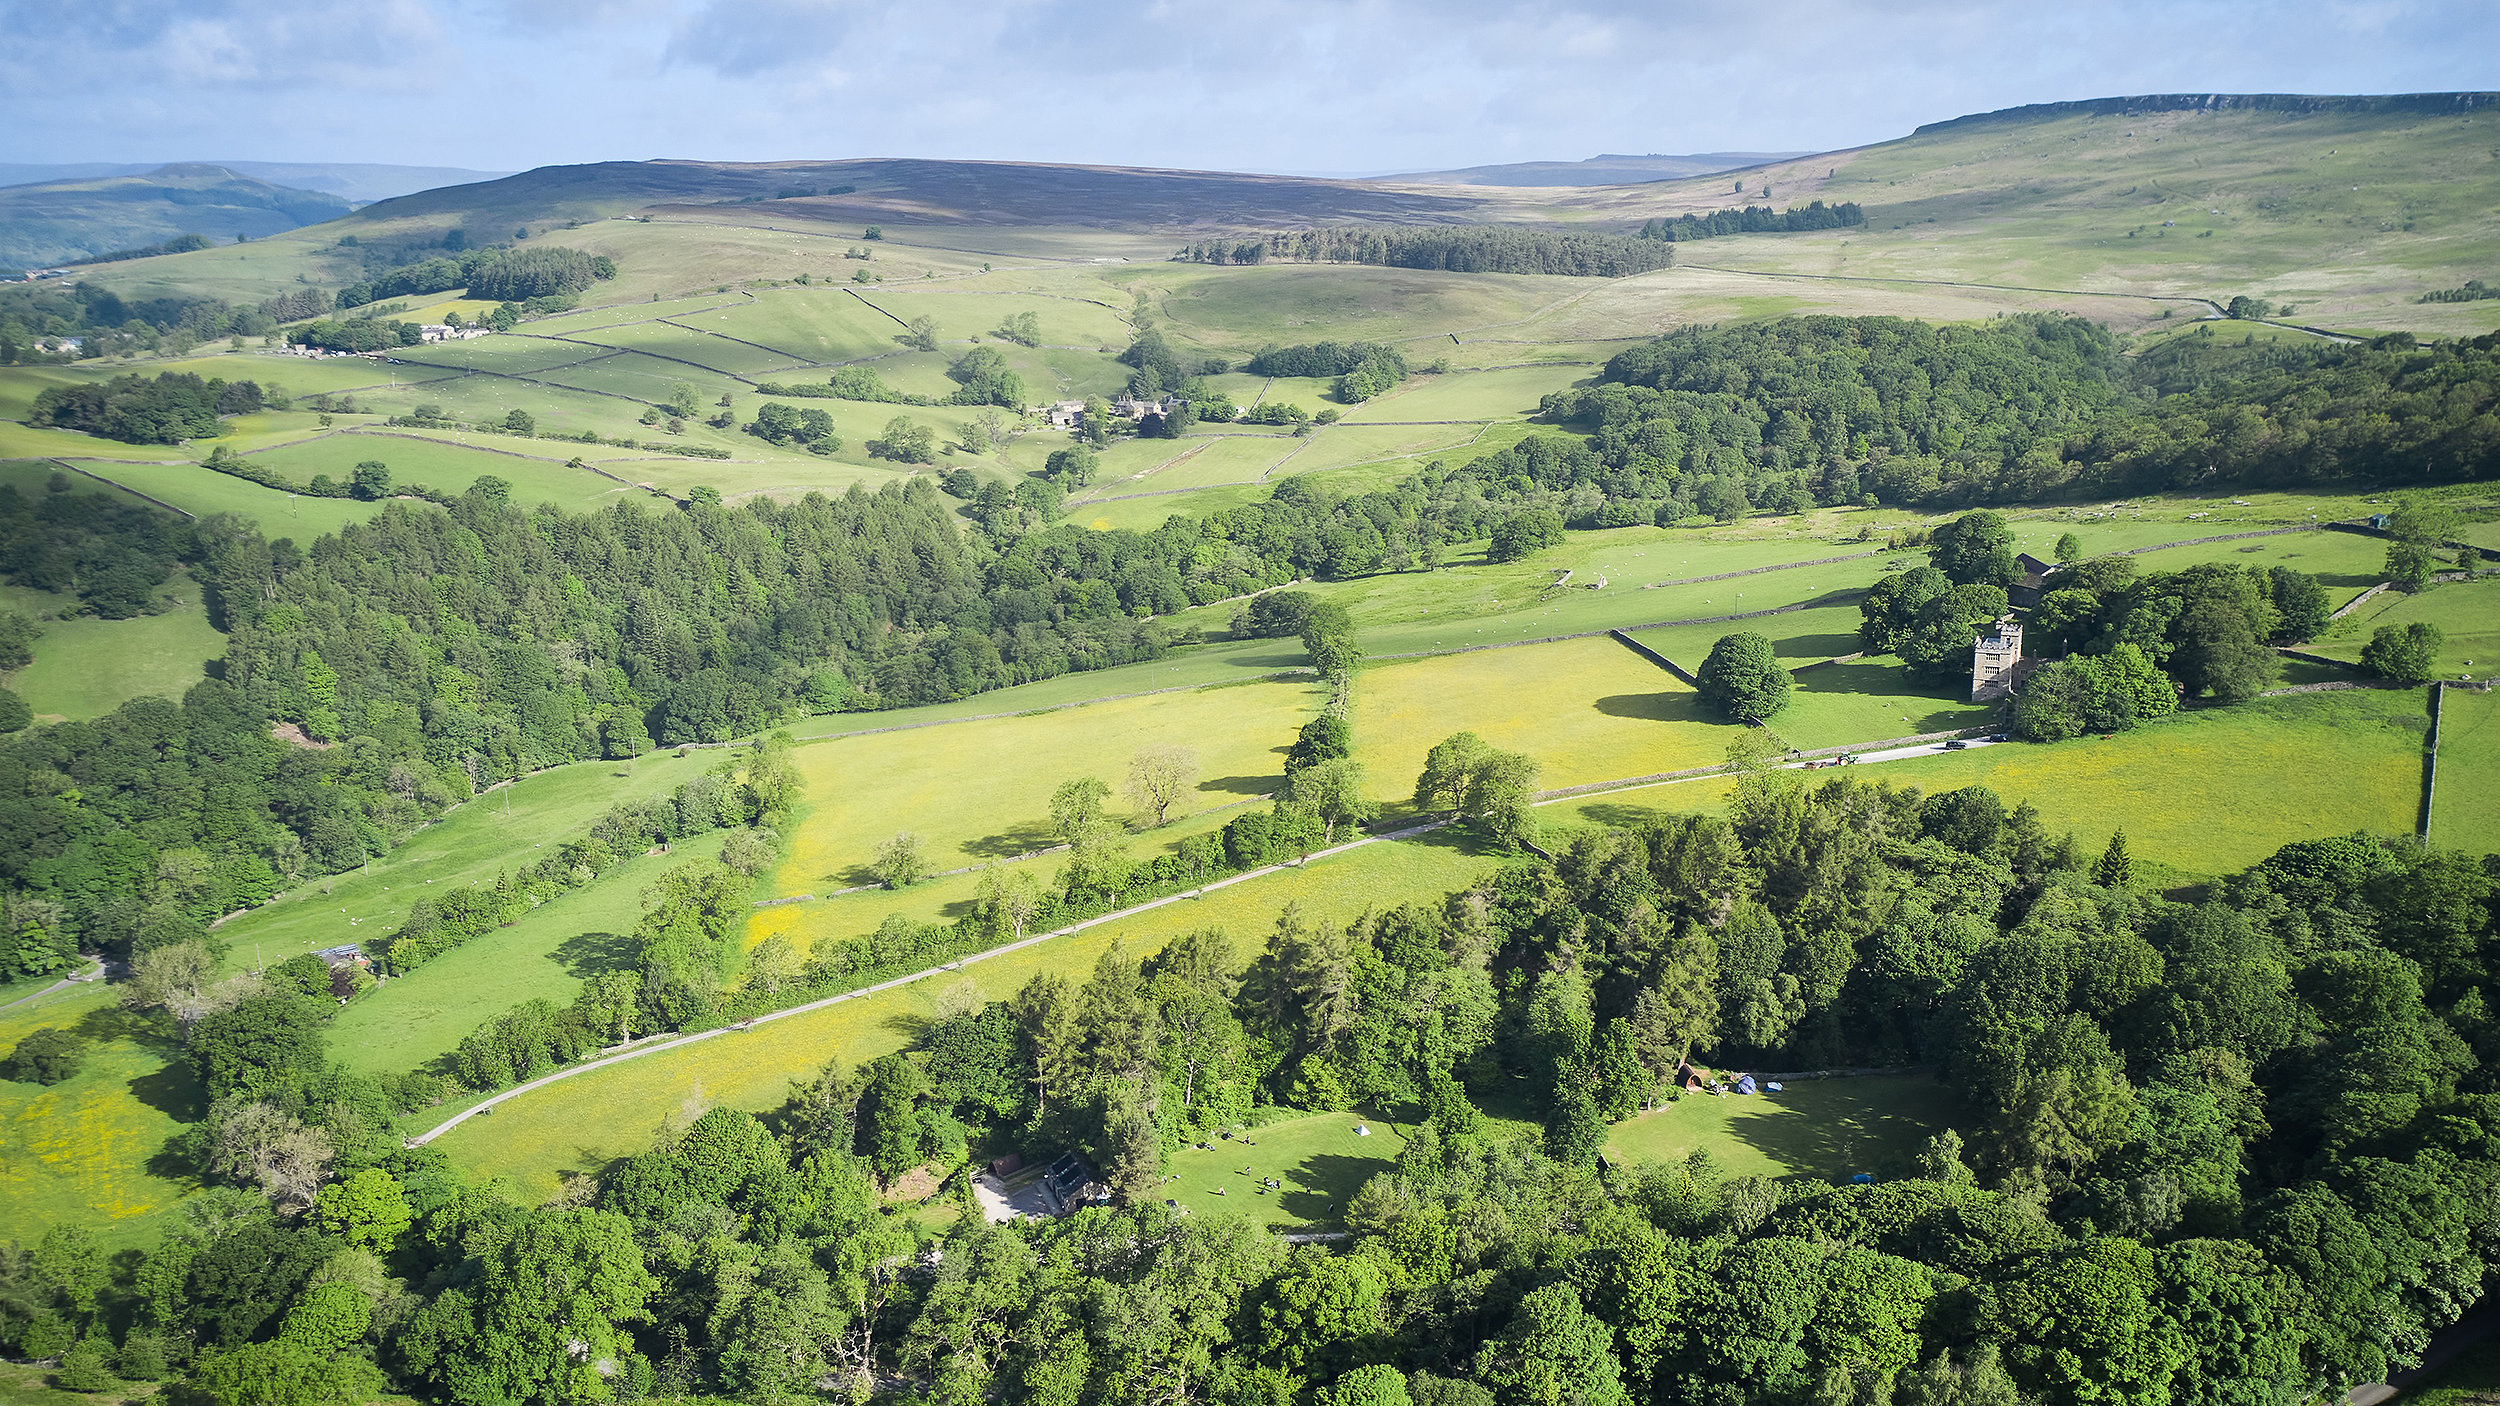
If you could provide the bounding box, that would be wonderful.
[630,290,909,364]
[1339,363,1594,423]
[2115,527,2391,601]
[1630,603,1869,671]
[1605,1073,1962,1182]
[567,318,812,378]
[2431,686,2500,857]
[1540,687,2428,879]
[0,983,198,1251]
[780,639,1313,741]
[1075,435,1297,497]
[1767,659,1995,751]
[1152,525,1880,655]
[432,829,1498,1200]
[0,421,198,462]
[1807,688,2427,875]
[769,673,1323,901]
[211,746,725,975]
[1608,106,2500,333]
[1273,422,1495,477]
[240,432,638,511]
[1354,636,1730,811]
[1163,1110,1411,1231]
[2311,579,2500,682]
[745,800,1261,959]
[57,459,387,535]
[388,335,649,377]
[1116,263,1590,353]
[4,571,224,721]
[330,831,731,1078]
[528,347,752,405]
[852,286,1136,348]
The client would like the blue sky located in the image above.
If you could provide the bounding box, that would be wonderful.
[0,0,2492,175]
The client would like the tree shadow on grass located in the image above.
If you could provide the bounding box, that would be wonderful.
[964,823,1060,861]
[1198,773,1280,797]
[73,1003,177,1055]
[1572,801,1691,830]
[1712,1079,1965,1182]
[128,1060,206,1122]
[1776,630,1861,660]
[1594,691,1716,724]
[552,930,636,978]
[1277,1151,1396,1223]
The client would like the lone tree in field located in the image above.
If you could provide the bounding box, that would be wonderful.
[2053,531,2084,564]
[2361,622,2443,683]
[1413,731,1541,848]
[1695,632,1793,724]
[1928,510,2020,588]
[870,417,937,464]
[900,314,936,351]
[1124,745,1198,827]
[872,831,929,889]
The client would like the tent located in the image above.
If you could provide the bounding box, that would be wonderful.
[1734,1074,1758,1095]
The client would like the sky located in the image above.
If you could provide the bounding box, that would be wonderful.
[1,0,2494,177]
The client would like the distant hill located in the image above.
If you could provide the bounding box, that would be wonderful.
[0,161,511,204]
[349,156,1489,233]
[1382,152,1809,187]
[0,164,350,267]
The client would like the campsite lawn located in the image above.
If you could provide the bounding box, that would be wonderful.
[2432,685,2500,857]
[433,829,1499,1201]
[1605,1073,1962,1182]
[1162,1111,1410,1231]
[1354,636,1730,812]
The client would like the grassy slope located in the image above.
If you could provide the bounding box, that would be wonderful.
[2311,579,2500,682]
[770,674,1322,899]
[2432,686,2500,857]
[1542,688,2429,878]
[1355,636,1729,813]
[434,830,1497,1200]
[329,829,732,1078]
[0,984,197,1251]
[1479,104,2500,338]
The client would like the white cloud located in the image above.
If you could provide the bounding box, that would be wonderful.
[0,0,2490,173]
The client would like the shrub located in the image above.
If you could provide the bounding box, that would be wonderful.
[3,1027,88,1085]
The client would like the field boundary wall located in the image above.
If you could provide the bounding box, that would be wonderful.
[1608,629,1699,686]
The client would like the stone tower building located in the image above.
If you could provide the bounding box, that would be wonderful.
[1971,617,2027,702]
